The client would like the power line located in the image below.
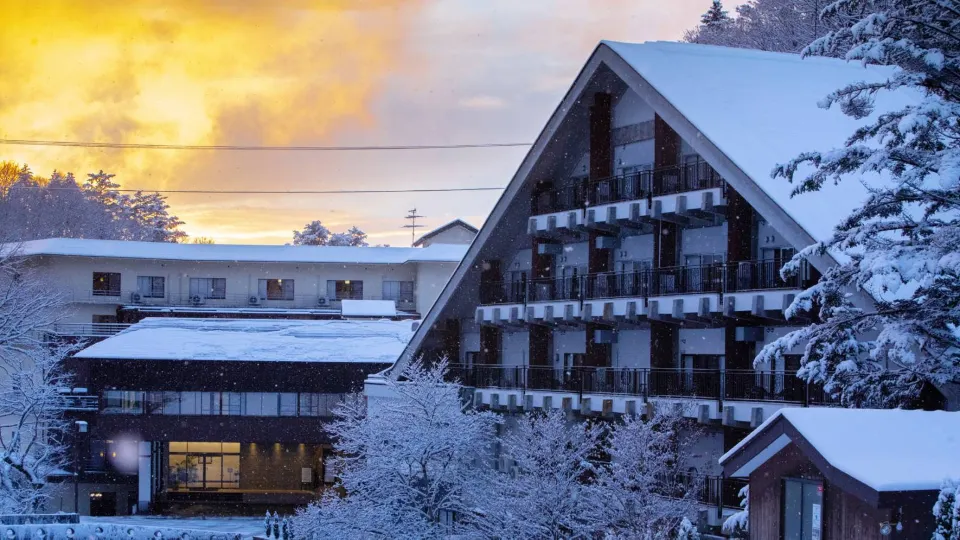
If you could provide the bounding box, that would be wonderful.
[0,138,533,151]
[9,186,505,195]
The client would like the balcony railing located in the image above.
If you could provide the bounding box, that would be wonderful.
[652,158,724,197]
[479,280,527,305]
[49,323,130,338]
[479,260,810,306]
[64,290,417,311]
[448,364,839,407]
[62,395,100,411]
[532,159,723,215]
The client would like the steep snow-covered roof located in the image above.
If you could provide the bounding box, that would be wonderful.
[13,238,468,264]
[720,408,960,492]
[604,40,916,243]
[74,317,417,363]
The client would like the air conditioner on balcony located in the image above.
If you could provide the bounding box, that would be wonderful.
[317,297,328,306]
[189,295,205,306]
[130,292,143,304]
[248,295,261,306]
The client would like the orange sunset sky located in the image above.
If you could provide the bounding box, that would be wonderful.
[1,0,742,245]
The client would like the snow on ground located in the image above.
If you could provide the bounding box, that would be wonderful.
[341,299,397,317]
[14,237,467,264]
[721,408,960,491]
[81,515,265,538]
[604,40,920,245]
[73,317,418,363]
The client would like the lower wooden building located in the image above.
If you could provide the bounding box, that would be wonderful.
[53,317,417,515]
[719,408,960,539]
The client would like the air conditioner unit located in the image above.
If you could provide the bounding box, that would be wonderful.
[130,292,143,304]
[248,295,261,306]
[317,297,328,306]
[189,295,205,306]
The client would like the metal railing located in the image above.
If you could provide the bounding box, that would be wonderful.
[479,280,527,305]
[531,158,724,215]
[448,364,840,407]
[479,260,810,306]
[49,323,130,338]
[65,289,417,311]
[652,158,725,197]
[62,395,99,411]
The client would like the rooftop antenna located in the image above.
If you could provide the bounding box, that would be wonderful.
[403,208,425,246]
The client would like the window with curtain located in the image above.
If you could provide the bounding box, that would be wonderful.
[136,276,165,298]
[326,280,363,300]
[189,277,226,299]
[258,279,294,300]
[382,280,414,302]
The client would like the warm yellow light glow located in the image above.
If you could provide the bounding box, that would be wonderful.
[1,0,421,198]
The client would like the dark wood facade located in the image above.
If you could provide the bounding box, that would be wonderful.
[723,415,939,540]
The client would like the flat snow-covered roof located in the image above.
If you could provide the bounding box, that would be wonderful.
[720,408,960,492]
[604,41,917,244]
[13,238,468,264]
[74,317,417,363]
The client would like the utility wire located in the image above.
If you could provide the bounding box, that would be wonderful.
[0,138,533,151]
[9,186,506,195]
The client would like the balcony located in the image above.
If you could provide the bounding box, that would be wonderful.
[476,260,811,324]
[65,290,417,313]
[529,159,726,235]
[448,364,839,411]
[48,323,130,338]
[62,394,100,411]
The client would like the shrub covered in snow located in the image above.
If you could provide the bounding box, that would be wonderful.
[934,479,960,540]
[722,485,749,538]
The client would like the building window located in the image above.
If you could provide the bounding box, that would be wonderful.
[783,478,823,540]
[382,281,414,303]
[137,276,165,298]
[102,391,144,414]
[327,280,363,300]
[92,272,121,297]
[258,279,294,300]
[279,393,298,416]
[189,277,226,299]
[242,392,279,416]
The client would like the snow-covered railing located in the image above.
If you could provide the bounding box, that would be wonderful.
[448,364,840,407]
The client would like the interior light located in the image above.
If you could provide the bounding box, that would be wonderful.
[880,522,893,536]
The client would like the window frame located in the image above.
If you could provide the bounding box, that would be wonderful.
[258,278,295,301]
[189,277,227,300]
[136,276,166,298]
[92,272,122,297]
[327,279,363,300]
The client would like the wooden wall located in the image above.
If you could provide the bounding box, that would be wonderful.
[748,442,935,539]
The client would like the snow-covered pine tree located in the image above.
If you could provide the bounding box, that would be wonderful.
[477,409,605,538]
[292,220,331,246]
[934,479,960,540]
[129,191,187,243]
[756,0,960,408]
[722,485,749,538]
[685,0,833,54]
[291,359,498,539]
[701,0,730,26]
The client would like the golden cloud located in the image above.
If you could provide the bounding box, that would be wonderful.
[0,0,420,191]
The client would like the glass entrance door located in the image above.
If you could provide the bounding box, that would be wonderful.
[783,478,823,540]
